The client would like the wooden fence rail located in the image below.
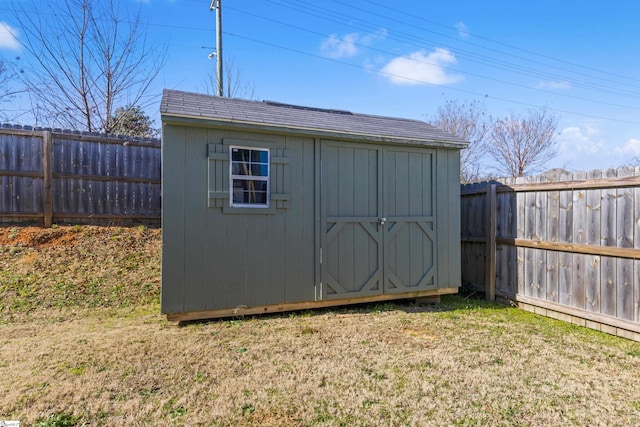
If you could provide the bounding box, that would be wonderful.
[0,125,161,226]
[461,168,640,341]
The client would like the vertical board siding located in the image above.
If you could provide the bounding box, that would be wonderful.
[182,128,316,313]
[282,136,309,303]
[384,147,437,292]
[160,125,186,314]
[162,124,461,317]
[447,150,462,288]
[461,166,640,335]
[0,127,160,223]
[182,127,209,312]
[322,141,382,298]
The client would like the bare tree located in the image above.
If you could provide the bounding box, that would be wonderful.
[0,57,13,119]
[429,100,488,183]
[203,56,256,99]
[0,58,10,101]
[624,157,640,167]
[0,56,26,121]
[11,0,165,133]
[487,108,558,177]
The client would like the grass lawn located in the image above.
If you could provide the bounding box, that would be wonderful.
[1,225,640,426]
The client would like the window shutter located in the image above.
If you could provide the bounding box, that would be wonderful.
[207,143,229,208]
[270,148,290,209]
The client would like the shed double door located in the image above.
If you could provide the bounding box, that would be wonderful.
[320,141,436,300]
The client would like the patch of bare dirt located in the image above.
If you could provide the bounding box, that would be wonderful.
[0,226,79,248]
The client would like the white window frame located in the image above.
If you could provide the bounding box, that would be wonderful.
[229,145,270,208]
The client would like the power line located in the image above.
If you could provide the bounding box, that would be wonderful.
[3,3,639,125]
[358,0,640,85]
[224,31,640,125]
[266,0,640,95]
[226,5,640,112]
[3,2,636,99]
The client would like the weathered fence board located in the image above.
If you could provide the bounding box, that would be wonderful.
[0,125,161,225]
[462,167,640,341]
[572,172,587,310]
[547,185,560,303]
[617,167,634,321]
[635,184,640,323]
[516,179,526,296]
[601,169,617,316]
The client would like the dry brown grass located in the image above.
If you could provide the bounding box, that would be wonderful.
[1,225,640,426]
[0,225,160,321]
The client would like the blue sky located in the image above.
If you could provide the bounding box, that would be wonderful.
[1,0,640,173]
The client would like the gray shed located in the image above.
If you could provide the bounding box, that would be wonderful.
[160,89,468,321]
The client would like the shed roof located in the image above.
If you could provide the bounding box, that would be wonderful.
[161,89,468,148]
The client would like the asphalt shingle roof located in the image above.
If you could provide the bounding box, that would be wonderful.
[161,89,468,147]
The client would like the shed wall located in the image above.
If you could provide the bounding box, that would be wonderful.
[162,125,317,314]
[162,122,461,316]
[437,149,462,289]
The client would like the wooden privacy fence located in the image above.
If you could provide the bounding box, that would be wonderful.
[461,168,640,340]
[0,125,161,226]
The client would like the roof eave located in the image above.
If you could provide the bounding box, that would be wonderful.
[160,112,470,149]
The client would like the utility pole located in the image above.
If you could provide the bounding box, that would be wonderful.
[210,0,223,96]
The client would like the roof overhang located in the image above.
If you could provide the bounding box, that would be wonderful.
[161,112,470,150]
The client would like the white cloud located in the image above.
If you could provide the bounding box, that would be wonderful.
[321,33,359,59]
[321,29,386,59]
[554,125,616,170]
[558,126,603,154]
[537,81,572,90]
[381,48,463,85]
[455,22,470,38]
[361,28,388,44]
[560,126,588,142]
[616,138,640,156]
[0,22,21,51]
[552,125,640,170]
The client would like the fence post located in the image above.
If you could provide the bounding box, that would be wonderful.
[485,184,497,301]
[42,131,53,227]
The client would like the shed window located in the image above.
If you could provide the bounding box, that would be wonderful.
[230,146,270,207]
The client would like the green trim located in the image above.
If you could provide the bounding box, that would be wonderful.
[222,138,276,147]
[222,206,277,215]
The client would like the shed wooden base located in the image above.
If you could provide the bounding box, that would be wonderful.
[166,287,459,322]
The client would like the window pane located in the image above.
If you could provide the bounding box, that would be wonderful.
[232,179,268,205]
[231,161,245,175]
[251,150,268,163]
[232,190,267,204]
[232,148,250,162]
[250,164,269,176]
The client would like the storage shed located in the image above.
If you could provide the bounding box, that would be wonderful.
[160,89,468,321]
